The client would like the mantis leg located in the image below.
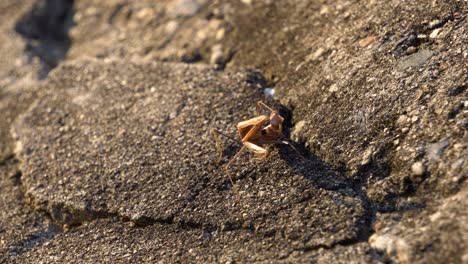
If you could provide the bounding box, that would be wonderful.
[256,101,275,116]
[261,139,306,160]
[279,140,306,160]
[224,145,247,193]
[224,141,268,192]
[211,128,241,162]
[244,141,269,160]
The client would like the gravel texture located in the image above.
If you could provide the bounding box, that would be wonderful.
[0,0,466,263]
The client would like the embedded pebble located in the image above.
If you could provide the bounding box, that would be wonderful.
[361,147,375,166]
[398,50,433,71]
[417,34,428,40]
[429,19,442,29]
[406,46,417,54]
[165,20,179,33]
[210,45,224,65]
[427,138,449,161]
[369,233,396,253]
[307,48,325,61]
[451,158,464,170]
[411,161,425,176]
[136,8,154,22]
[429,211,442,222]
[169,0,200,17]
[291,120,306,143]
[216,28,225,40]
[430,28,441,39]
[397,115,408,125]
[328,83,338,93]
[319,6,329,15]
[359,36,377,47]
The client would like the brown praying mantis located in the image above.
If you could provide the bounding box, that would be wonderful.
[212,101,304,192]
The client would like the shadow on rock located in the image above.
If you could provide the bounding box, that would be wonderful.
[276,104,391,243]
[7,223,61,257]
[15,0,75,79]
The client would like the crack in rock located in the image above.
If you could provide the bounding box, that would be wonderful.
[11,59,370,253]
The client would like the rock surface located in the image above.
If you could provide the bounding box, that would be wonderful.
[0,0,466,263]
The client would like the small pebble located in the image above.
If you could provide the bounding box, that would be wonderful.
[369,233,395,252]
[417,34,427,40]
[406,46,417,54]
[430,28,441,39]
[427,138,449,161]
[165,21,178,33]
[136,7,154,21]
[328,83,338,93]
[429,211,442,222]
[411,161,425,176]
[307,48,325,61]
[398,50,433,71]
[291,120,306,143]
[320,6,329,15]
[359,36,377,47]
[210,45,224,65]
[451,158,464,170]
[215,28,225,40]
[397,115,408,125]
[415,89,424,100]
[169,0,200,17]
[428,19,442,29]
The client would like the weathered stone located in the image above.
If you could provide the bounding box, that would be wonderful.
[427,138,450,161]
[168,0,200,17]
[1,0,466,262]
[11,59,365,258]
[397,50,433,71]
[411,161,425,176]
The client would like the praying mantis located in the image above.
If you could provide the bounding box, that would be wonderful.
[212,101,304,191]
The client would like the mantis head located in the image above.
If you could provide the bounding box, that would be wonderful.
[270,112,284,129]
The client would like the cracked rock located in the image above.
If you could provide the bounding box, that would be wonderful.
[12,59,366,256]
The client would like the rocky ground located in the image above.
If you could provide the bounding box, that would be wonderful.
[0,0,466,263]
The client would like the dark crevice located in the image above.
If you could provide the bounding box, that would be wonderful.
[447,84,466,97]
[0,153,15,166]
[107,3,126,25]
[296,236,367,252]
[10,170,22,187]
[131,215,174,227]
[14,0,75,79]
